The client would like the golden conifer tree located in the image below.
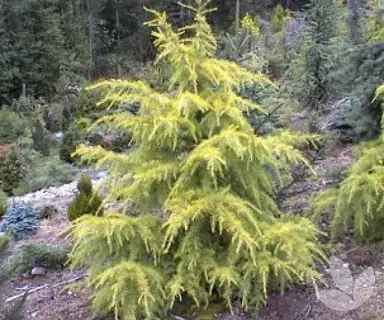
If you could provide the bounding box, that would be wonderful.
[69,1,324,319]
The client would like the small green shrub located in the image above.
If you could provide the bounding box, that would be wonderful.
[77,88,100,117]
[68,175,103,221]
[59,131,78,163]
[77,174,93,195]
[0,108,30,145]
[0,234,10,253]
[32,114,51,156]
[59,118,91,163]
[0,191,7,219]
[13,156,76,195]
[0,145,26,195]
[2,203,38,240]
[8,243,70,274]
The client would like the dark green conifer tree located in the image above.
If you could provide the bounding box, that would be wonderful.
[282,0,338,111]
[32,110,50,156]
[301,0,338,109]
[348,0,365,45]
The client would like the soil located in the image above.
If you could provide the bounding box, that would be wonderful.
[3,144,384,320]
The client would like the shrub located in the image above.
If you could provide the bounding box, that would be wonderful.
[77,88,100,117]
[13,156,76,195]
[32,114,51,156]
[312,84,384,241]
[0,234,10,253]
[68,3,324,319]
[2,203,38,240]
[312,137,384,241]
[77,174,92,195]
[0,108,30,145]
[59,131,77,163]
[0,145,26,195]
[59,118,91,163]
[0,191,7,219]
[8,243,70,274]
[67,175,103,221]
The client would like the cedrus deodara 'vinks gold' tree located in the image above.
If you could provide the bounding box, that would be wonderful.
[68,1,324,319]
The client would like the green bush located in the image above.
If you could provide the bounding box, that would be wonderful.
[77,174,93,195]
[0,108,30,145]
[8,243,70,274]
[0,191,6,219]
[68,175,103,221]
[13,156,76,195]
[2,203,38,240]
[0,145,26,195]
[32,114,51,156]
[59,131,77,163]
[59,118,91,163]
[0,234,10,253]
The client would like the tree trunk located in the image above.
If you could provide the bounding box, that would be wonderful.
[235,0,240,33]
[115,0,121,77]
[87,0,94,80]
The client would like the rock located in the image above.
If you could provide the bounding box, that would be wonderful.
[55,132,64,145]
[339,253,348,260]
[93,171,107,180]
[9,176,102,204]
[31,267,46,276]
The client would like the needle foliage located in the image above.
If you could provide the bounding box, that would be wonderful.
[312,83,384,242]
[68,1,324,319]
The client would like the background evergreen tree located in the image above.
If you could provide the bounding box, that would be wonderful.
[32,109,50,156]
[299,0,338,109]
[68,2,324,319]
[348,0,365,45]
[0,0,71,104]
[281,0,338,112]
[334,0,384,114]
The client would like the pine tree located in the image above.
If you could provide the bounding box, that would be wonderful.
[285,0,338,110]
[334,0,384,111]
[32,109,50,156]
[312,83,384,242]
[68,2,324,319]
[348,0,365,45]
[67,175,104,221]
[0,0,71,103]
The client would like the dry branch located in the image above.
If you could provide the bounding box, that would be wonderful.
[5,275,85,303]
